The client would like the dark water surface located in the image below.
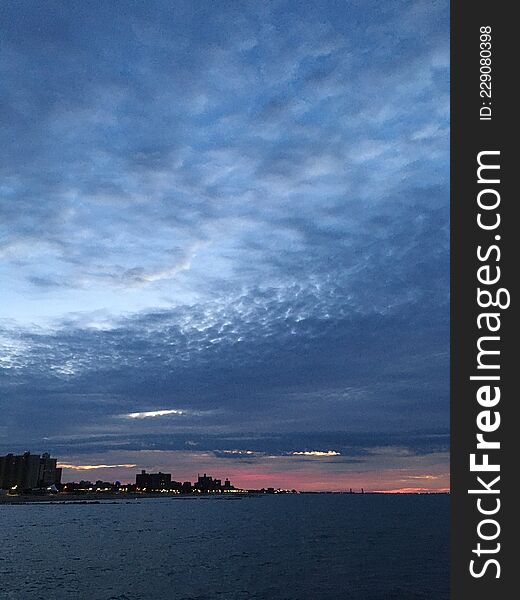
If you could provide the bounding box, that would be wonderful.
[0,494,449,600]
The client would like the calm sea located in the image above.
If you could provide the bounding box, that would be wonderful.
[0,494,449,600]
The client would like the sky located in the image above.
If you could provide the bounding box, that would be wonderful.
[0,0,449,492]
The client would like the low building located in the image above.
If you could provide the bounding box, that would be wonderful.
[135,470,171,491]
[196,473,218,492]
[195,473,235,492]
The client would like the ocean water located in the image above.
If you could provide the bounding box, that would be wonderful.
[0,494,449,600]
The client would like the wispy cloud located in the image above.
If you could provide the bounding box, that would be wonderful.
[123,409,186,420]
[0,0,449,489]
[58,463,137,471]
[291,450,341,457]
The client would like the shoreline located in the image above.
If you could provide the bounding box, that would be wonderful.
[0,491,449,504]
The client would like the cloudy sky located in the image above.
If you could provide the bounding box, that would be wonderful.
[0,0,449,491]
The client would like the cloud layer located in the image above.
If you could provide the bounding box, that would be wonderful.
[0,0,449,490]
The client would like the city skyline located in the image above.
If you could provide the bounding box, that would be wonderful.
[0,1,449,493]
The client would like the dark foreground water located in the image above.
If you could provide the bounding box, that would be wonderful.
[0,494,449,600]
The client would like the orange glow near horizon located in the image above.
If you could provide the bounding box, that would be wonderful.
[58,463,137,471]
[373,487,450,494]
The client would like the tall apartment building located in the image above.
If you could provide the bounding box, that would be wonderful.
[0,452,62,490]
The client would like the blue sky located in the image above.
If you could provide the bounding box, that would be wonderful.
[0,0,449,490]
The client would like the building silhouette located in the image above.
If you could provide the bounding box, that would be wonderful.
[0,451,245,495]
[133,471,236,493]
[135,470,172,491]
[195,473,234,492]
[39,453,62,487]
[0,452,62,491]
